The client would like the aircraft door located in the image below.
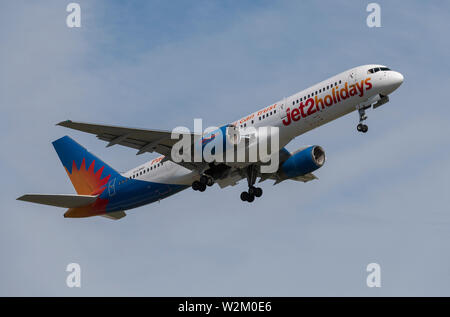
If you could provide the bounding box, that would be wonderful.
[108,178,116,197]
[278,98,288,120]
[348,69,359,84]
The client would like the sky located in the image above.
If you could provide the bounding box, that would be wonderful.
[1,0,450,296]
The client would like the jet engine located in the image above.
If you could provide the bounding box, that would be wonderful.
[280,146,325,178]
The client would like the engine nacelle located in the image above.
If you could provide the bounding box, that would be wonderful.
[280,146,325,178]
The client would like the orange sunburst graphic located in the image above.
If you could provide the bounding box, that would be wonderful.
[65,158,111,195]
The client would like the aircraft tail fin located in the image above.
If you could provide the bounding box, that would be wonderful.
[52,136,122,195]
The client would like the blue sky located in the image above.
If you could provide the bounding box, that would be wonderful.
[1,0,450,296]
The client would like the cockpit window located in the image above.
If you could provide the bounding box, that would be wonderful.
[367,67,391,74]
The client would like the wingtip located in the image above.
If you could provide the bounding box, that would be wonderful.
[56,120,72,127]
[17,194,29,202]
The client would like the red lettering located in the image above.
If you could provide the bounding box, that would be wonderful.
[365,77,372,90]
[282,108,291,126]
[324,95,333,106]
[356,80,364,97]
[315,95,324,110]
[291,108,300,121]
[306,98,316,116]
[339,82,349,100]
[299,101,307,118]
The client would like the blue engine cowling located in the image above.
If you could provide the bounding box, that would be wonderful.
[280,146,325,178]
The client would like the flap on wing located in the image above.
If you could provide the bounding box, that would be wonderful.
[17,194,98,208]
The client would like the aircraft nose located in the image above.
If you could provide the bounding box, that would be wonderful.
[391,71,404,88]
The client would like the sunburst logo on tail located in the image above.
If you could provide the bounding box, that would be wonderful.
[65,158,111,195]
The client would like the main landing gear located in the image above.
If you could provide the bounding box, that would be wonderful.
[240,165,263,203]
[192,175,214,192]
[356,105,369,133]
[357,123,368,133]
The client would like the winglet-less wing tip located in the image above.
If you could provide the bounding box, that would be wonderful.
[56,120,73,127]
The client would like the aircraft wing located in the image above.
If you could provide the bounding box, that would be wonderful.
[57,120,201,170]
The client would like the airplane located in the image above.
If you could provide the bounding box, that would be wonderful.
[18,64,403,220]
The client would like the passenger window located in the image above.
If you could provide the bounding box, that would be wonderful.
[273,110,276,114]
[339,80,341,84]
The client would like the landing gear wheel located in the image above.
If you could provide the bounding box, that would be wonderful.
[254,187,263,198]
[192,181,200,191]
[240,191,249,201]
[206,177,214,187]
[357,123,368,133]
[200,175,209,185]
[247,194,255,202]
[198,183,206,192]
[248,186,256,196]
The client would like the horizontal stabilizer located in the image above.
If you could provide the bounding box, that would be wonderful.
[101,211,126,220]
[17,194,98,208]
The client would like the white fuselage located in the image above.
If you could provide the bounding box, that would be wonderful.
[123,64,404,186]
